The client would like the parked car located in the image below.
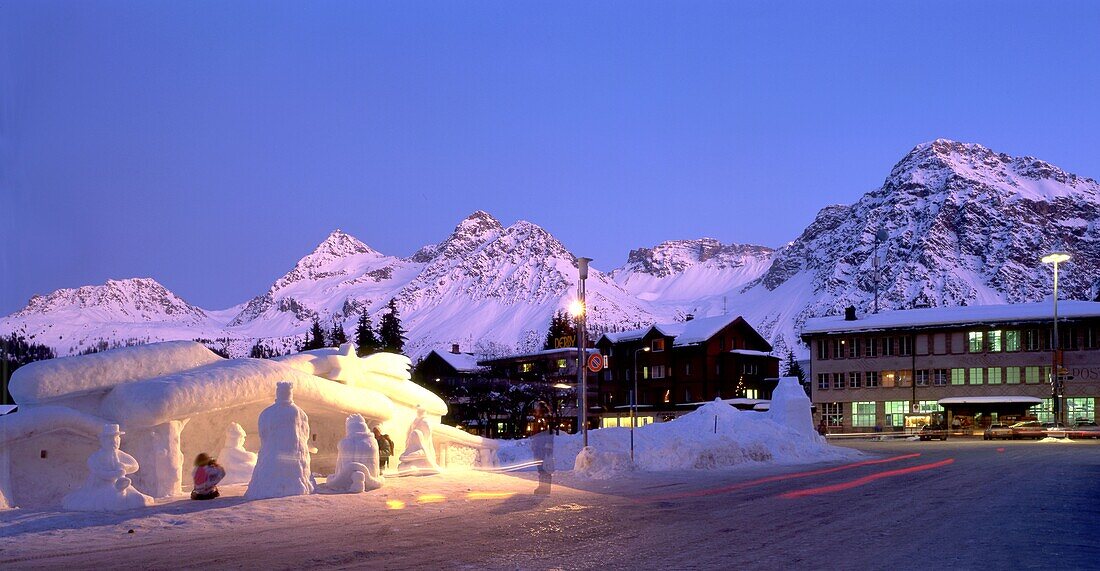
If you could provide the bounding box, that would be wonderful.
[1043,422,1069,439]
[983,424,1014,440]
[1009,421,1045,440]
[1069,422,1100,439]
[919,424,948,441]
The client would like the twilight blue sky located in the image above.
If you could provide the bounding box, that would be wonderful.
[3,1,1099,314]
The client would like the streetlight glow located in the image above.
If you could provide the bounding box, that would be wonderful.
[1041,252,1070,264]
[1042,248,1071,426]
[568,299,585,318]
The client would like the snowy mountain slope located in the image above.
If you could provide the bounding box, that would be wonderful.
[4,140,1098,361]
[611,238,774,303]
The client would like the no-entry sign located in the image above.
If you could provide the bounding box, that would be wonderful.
[587,353,604,373]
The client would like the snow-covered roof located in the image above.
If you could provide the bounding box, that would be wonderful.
[479,347,598,364]
[431,350,485,373]
[101,358,398,428]
[730,349,772,357]
[801,301,1100,336]
[937,396,1043,405]
[599,314,768,349]
[9,341,223,405]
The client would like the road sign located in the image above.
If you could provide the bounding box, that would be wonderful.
[587,353,604,373]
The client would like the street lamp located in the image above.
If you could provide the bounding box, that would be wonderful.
[631,346,651,462]
[574,257,592,447]
[1042,249,1071,425]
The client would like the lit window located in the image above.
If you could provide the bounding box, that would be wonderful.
[521,363,534,373]
[853,402,876,428]
[989,330,1003,352]
[1025,366,1040,384]
[969,367,983,385]
[917,400,943,413]
[1066,398,1095,423]
[951,368,965,385]
[556,359,567,370]
[652,339,665,352]
[885,401,908,427]
[896,370,912,387]
[1006,330,1021,352]
[823,402,843,427]
[1029,399,1054,424]
[663,389,671,403]
[1006,367,1021,384]
[968,331,984,353]
[881,371,896,388]
[987,368,1002,384]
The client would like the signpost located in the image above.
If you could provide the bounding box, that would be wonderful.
[587,353,604,373]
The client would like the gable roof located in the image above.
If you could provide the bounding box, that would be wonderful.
[429,350,486,373]
[597,314,772,351]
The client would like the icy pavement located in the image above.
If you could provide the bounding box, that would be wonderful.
[3,440,1100,570]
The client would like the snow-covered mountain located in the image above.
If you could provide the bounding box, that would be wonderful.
[611,238,773,303]
[724,139,1100,356]
[4,140,1098,360]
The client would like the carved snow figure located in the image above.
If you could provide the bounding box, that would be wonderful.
[245,382,314,499]
[218,422,258,485]
[398,405,440,475]
[767,376,817,438]
[321,414,384,493]
[62,424,154,511]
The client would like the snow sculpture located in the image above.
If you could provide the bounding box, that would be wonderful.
[218,422,258,485]
[321,414,384,493]
[245,382,314,499]
[62,424,154,511]
[398,405,441,475]
[767,376,817,437]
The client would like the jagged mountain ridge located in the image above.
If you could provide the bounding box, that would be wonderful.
[4,140,1099,360]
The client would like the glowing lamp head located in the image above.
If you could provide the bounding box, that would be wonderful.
[642,347,650,352]
[1041,252,1070,265]
[568,299,585,318]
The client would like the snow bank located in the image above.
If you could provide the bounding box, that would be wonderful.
[500,401,858,479]
[9,341,223,404]
[101,358,396,428]
[766,376,815,436]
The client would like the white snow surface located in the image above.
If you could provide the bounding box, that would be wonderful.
[499,400,858,480]
[100,357,397,428]
[8,341,223,404]
[802,300,1100,335]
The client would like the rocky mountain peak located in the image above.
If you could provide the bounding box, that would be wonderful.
[15,277,207,322]
[622,238,774,278]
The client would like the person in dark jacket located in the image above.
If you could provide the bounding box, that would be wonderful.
[373,425,394,472]
[191,453,226,500]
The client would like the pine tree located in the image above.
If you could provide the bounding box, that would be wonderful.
[355,310,381,357]
[784,350,806,384]
[302,319,327,351]
[543,310,577,350]
[330,320,348,348]
[2,332,56,404]
[379,299,407,354]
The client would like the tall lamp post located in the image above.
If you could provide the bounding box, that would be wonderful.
[573,257,592,447]
[631,346,650,462]
[1042,249,1071,425]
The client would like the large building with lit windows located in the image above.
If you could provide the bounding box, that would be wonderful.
[800,301,1100,433]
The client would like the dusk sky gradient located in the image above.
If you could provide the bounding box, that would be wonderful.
[3,1,1099,314]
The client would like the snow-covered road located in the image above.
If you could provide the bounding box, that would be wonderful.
[2,440,1099,569]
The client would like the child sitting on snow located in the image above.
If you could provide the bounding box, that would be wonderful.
[191,453,227,500]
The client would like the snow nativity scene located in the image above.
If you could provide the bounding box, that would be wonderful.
[0,341,500,510]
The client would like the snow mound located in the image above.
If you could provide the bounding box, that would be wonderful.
[1038,437,1075,444]
[503,399,858,479]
